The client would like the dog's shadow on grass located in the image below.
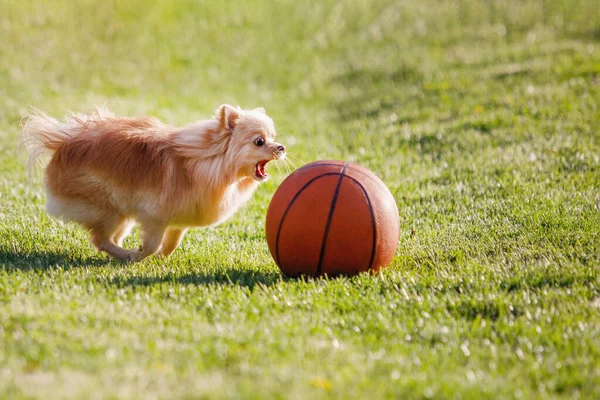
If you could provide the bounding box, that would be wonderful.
[109,268,283,290]
[0,247,113,270]
[1,247,282,288]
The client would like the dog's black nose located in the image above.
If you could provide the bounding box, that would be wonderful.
[277,145,286,152]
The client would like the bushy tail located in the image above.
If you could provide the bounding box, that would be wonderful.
[21,109,73,175]
[20,106,115,175]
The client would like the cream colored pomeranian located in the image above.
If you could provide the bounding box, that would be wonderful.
[21,105,286,261]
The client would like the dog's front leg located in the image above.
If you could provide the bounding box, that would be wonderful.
[157,228,187,257]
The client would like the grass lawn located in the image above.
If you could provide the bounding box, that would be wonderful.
[1,0,599,398]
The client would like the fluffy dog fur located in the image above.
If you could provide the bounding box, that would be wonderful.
[21,105,286,261]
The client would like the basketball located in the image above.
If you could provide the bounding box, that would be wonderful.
[266,160,400,277]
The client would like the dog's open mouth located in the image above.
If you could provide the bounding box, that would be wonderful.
[255,160,269,180]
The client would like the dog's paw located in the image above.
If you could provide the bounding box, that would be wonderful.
[126,249,143,262]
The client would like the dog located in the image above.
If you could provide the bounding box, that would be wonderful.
[21,104,286,261]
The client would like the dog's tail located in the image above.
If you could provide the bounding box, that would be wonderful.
[20,106,115,175]
[21,109,73,175]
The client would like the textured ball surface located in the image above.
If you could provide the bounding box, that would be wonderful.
[266,160,399,277]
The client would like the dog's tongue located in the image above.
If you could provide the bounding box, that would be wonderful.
[256,160,268,178]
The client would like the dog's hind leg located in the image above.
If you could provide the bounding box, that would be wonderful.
[112,220,134,247]
[87,214,132,261]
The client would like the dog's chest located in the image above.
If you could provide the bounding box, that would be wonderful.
[214,182,258,222]
[183,180,258,227]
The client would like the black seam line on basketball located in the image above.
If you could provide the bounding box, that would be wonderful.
[344,175,377,271]
[346,165,383,184]
[316,162,348,276]
[274,172,343,268]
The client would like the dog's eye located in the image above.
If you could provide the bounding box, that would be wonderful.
[254,137,265,147]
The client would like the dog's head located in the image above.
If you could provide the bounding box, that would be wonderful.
[217,104,286,182]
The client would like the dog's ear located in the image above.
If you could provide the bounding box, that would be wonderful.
[217,104,240,131]
[253,107,266,114]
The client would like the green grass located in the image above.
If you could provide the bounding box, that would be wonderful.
[1,0,599,398]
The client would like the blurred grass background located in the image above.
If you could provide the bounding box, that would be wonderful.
[1,0,599,398]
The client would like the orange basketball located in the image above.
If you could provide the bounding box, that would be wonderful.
[266,160,400,277]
